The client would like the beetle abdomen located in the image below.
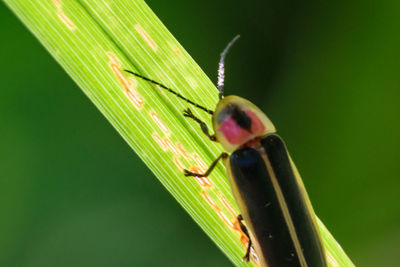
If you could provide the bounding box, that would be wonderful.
[262,135,326,267]
[229,134,326,267]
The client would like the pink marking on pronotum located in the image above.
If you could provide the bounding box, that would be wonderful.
[246,110,265,133]
[219,116,249,144]
[134,24,157,51]
[219,110,265,144]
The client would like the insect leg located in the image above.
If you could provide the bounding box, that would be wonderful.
[237,214,253,262]
[184,153,228,177]
[183,108,217,141]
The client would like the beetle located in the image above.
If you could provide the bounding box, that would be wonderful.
[125,36,327,267]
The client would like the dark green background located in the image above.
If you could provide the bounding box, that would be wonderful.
[1,0,399,266]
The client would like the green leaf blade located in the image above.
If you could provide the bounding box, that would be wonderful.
[3,0,354,266]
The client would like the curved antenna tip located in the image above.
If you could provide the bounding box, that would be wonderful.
[217,35,241,99]
[221,35,241,57]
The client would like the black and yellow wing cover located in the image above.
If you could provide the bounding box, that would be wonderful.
[225,134,326,267]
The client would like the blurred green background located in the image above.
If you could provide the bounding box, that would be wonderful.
[1,0,399,266]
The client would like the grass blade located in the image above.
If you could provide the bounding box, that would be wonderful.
[3,0,354,266]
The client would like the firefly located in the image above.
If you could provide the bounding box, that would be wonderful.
[125,35,327,267]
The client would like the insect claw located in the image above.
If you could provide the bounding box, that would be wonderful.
[183,169,195,176]
[242,255,250,262]
[183,108,193,118]
[184,169,205,177]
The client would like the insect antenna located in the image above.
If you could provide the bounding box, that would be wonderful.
[218,35,240,100]
[124,70,214,115]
